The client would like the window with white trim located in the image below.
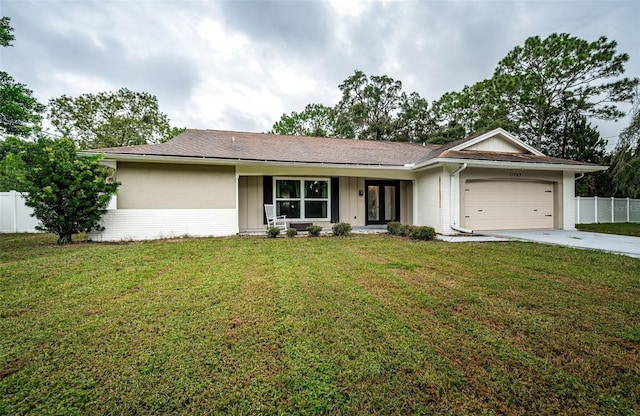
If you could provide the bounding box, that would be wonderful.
[274,178,330,220]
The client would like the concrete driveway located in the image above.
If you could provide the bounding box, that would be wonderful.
[479,230,640,258]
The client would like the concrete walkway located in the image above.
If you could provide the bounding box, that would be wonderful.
[479,230,640,258]
[437,235,511,243]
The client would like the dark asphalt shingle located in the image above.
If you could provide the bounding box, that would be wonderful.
[90,129,600,168]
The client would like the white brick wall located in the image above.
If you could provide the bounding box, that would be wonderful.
[88,209,238,241]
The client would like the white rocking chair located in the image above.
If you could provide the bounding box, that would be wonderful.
[264,204,288,230]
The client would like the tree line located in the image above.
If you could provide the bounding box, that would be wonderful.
[1,15,639,242]
[270,34,639,198]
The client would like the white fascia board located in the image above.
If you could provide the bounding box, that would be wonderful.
[451,128,544,156]
[80,152,242,166]
[413,157,607,173]
[84,152,413,172]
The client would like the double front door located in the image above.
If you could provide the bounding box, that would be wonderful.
[365,180,400,225]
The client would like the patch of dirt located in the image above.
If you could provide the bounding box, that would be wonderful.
[0,356,30,380]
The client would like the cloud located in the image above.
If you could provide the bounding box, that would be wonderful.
[217,0,332,55]
[1,0,638,144]
[196,18,251,61]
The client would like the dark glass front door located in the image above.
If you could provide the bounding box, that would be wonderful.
[365,180,400,225]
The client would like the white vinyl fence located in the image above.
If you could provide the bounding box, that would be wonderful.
[575,196,640,224]
[1,191,117,233]
[0,191,40,233]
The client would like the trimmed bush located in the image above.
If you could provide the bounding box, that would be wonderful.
[386,221,403,235]
[409,225,437,241]
[387,222,437,241]
[286,227,298,238]
[266,226,281,238]
[306,225,322,237]
[332,222,352,236]
[401,224,413,237]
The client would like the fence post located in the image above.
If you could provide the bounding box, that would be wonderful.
[628,198,630,223]
[594,196,598,224]
[11,190,18,233]
[576,196,581,224]
[611,197,614,223]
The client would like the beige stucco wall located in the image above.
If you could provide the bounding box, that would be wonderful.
[116,162,236,209]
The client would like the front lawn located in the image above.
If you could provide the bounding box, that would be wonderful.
[1,234,638,415]
[576,222,640,237]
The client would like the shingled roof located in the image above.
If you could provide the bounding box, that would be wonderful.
[89,129,600,168]
[92,129,436,166]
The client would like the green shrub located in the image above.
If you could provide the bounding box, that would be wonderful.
[286,227,298,237]
[19,137,120,244]
[266,226,281,238]
[306,225,322,237]
[409,225,436,241]
[332,222,352,236]
[387,221,403,235]
[401,224,413,237]
[388,222,436,241]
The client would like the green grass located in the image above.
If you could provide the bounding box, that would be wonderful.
[576,222,640,237]
[1,233,639,415]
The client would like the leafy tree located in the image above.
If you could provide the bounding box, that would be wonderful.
[270,70,430,142]
[494,33,638,151]
[610,92,640,198]
[544,113,614,197]
[394,92,437,142]
[0,136,27,191]
[543,113,606,162]
[1,16,15,47]
[425,121,468,145]
[335,70,404,140]
[575,153,618,197]
[20,137,119,244]
[47,88,176,149]
[0,17,44,138]
[430,79,519,141]
[270,103,337,137]
[0,72,45,137]
[169,126,187,139]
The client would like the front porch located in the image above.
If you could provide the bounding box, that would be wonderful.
[237,175,413,234]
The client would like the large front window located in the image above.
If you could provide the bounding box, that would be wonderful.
[275,178,329,220]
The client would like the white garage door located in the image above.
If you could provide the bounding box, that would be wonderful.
[462,181,554,230]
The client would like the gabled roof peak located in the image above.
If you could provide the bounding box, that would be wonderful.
[449,128,543,156]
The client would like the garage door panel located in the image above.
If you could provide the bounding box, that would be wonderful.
[463,181,553,230]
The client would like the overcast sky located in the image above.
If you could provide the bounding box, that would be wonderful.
[1,0,639,148]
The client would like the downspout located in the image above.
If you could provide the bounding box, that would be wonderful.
[450,163,474,234]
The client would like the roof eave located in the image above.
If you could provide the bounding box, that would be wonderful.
[82,152,606,173]
[413,157,607,172]
[81,152,412,171]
